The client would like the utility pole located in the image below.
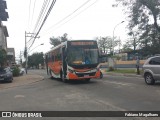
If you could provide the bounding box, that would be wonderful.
[118,37,121,54]
[19,51,22,65]
[112,21,124,56]
[25,31,40,74]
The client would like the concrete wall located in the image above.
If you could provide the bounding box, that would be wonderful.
[100,60,146,68]
[7,48,15,66]
[0,22,8,51]
[0,27,7,50]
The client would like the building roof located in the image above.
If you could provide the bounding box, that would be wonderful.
[7,48,15,52]
[7,48,15,55]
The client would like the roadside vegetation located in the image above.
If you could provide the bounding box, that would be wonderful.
[0,49,7,67]
[106,68,142,74]
[11,67,20,77]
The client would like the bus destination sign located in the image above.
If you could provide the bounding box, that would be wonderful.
[70,41,95,46]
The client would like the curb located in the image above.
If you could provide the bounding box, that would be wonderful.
[101,70,142,78]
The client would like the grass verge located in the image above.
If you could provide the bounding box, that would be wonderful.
[107,69,142,74]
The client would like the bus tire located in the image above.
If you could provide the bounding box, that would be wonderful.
[100,71,103,79]
[49,69,53,79]
[61,71,67,83]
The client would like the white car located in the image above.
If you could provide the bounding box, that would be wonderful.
[142,56,160,85]
[19,68,25,75]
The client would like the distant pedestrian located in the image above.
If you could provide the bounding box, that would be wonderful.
[136,56,140,75]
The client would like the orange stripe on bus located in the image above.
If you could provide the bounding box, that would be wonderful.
[48,61,62,74]
[68,73,79,79]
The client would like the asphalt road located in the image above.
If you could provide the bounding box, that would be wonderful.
[0,69,160,120]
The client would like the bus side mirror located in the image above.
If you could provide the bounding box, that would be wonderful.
[99,54,107,63]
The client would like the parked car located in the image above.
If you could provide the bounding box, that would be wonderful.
[0,67,13,83]
[19,67,25,75]
[142,56,160,85]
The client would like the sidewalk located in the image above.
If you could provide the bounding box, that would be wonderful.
[0,74,44,90]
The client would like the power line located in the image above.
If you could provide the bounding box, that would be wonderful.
[27,0,32,30]
[42,0,93,35]
[32,0,51,33]
[41,0,98,36]
[28,0,57,49]
[27,0,51,44]
[56,0,99,29]
[30,0,37,30]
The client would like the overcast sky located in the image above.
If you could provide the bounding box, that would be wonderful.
[3,0,128,60]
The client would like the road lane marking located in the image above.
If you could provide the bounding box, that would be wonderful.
[14,95,25,98]
[94,99,126,111]
[103,81,136,86]
[106,74,144,80]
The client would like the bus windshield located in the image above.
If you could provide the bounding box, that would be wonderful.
[67,47,98,66]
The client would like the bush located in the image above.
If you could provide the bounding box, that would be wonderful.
[12,67,20,77]
[108,67,114,71]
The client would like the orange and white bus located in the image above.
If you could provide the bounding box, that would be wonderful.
[45,40,101,82]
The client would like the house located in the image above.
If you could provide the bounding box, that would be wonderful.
[0,21,8,50]
[0,21,15,67]
[7,48,15,66]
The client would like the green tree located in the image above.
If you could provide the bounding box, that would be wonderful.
[114,0,160,32]
[128,31,140,51]
[50,33,69,47]
[122,31,140,53]
[60,33,68,43]
[97,36,120,54]
[139,27,160,56]
[49,37,61,47]
[122,40,134,53]
[28,52,44,68]
[114,0,160,56]
[0,49,7,67]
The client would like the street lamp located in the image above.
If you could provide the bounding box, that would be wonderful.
[28,43,44,54]
[25,43,44,74]
[112,21,124,56]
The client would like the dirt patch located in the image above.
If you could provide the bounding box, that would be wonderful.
[0,74,44,89]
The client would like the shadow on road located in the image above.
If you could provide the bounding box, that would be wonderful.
[50,77,98,85]
[152,82,160,86]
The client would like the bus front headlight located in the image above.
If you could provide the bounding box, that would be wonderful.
[96,68,100,71]
[68,69,75,73]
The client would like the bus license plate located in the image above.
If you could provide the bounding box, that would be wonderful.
[84,75,89,77]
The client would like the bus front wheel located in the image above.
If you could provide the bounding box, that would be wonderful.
[61,71,67,83]
[49,69,53,79]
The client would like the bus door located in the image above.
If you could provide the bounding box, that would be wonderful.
[45,54,49,75]
[62,46,67,78]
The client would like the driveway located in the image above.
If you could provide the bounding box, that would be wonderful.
[0,74,44,90]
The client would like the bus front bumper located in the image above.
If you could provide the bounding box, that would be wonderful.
[67,70,101,80]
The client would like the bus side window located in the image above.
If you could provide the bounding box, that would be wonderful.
[55,54,57,61]
[58,54,61,61]
[48,53,51,62]
[52,55,54,61]
[55,48,61,61]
